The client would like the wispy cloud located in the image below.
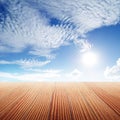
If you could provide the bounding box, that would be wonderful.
[104,58,120,81]
[0,69,61,82]
[0,67,113,82]
[0,69,82,82]
[0,0,120,58]
[0,0,71,58]
[0,59,50,68]
[34,0,120,33]
[74,39,92,52]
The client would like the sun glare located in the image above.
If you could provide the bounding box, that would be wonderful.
[81,51,98,67]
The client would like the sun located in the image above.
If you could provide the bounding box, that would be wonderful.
[81,51,98,67]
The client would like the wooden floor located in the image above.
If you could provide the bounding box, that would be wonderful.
[0,82,120,120]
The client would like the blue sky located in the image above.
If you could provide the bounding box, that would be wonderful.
[0,0,120,82]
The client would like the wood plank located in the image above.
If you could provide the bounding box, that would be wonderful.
[0,82,119,120]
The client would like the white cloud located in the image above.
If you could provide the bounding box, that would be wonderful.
[74,39,92,52]
[0,59,50,68]
[0,0,120,58]
[65,69,82,81]
[27,68,62,73]
[29,49,56,59]
[0,68,109,82]
[0,69,61,82]
[104,58,120,81]
[0,0,71,58]
[0,69,82,82]
[34,0,120,33]
[64,69,103,82]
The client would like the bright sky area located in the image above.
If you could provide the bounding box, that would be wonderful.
[0,0,120,82]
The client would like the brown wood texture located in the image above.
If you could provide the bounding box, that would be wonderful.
[0,82,120,120]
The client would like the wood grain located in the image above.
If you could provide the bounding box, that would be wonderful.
[0,82,120,120]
